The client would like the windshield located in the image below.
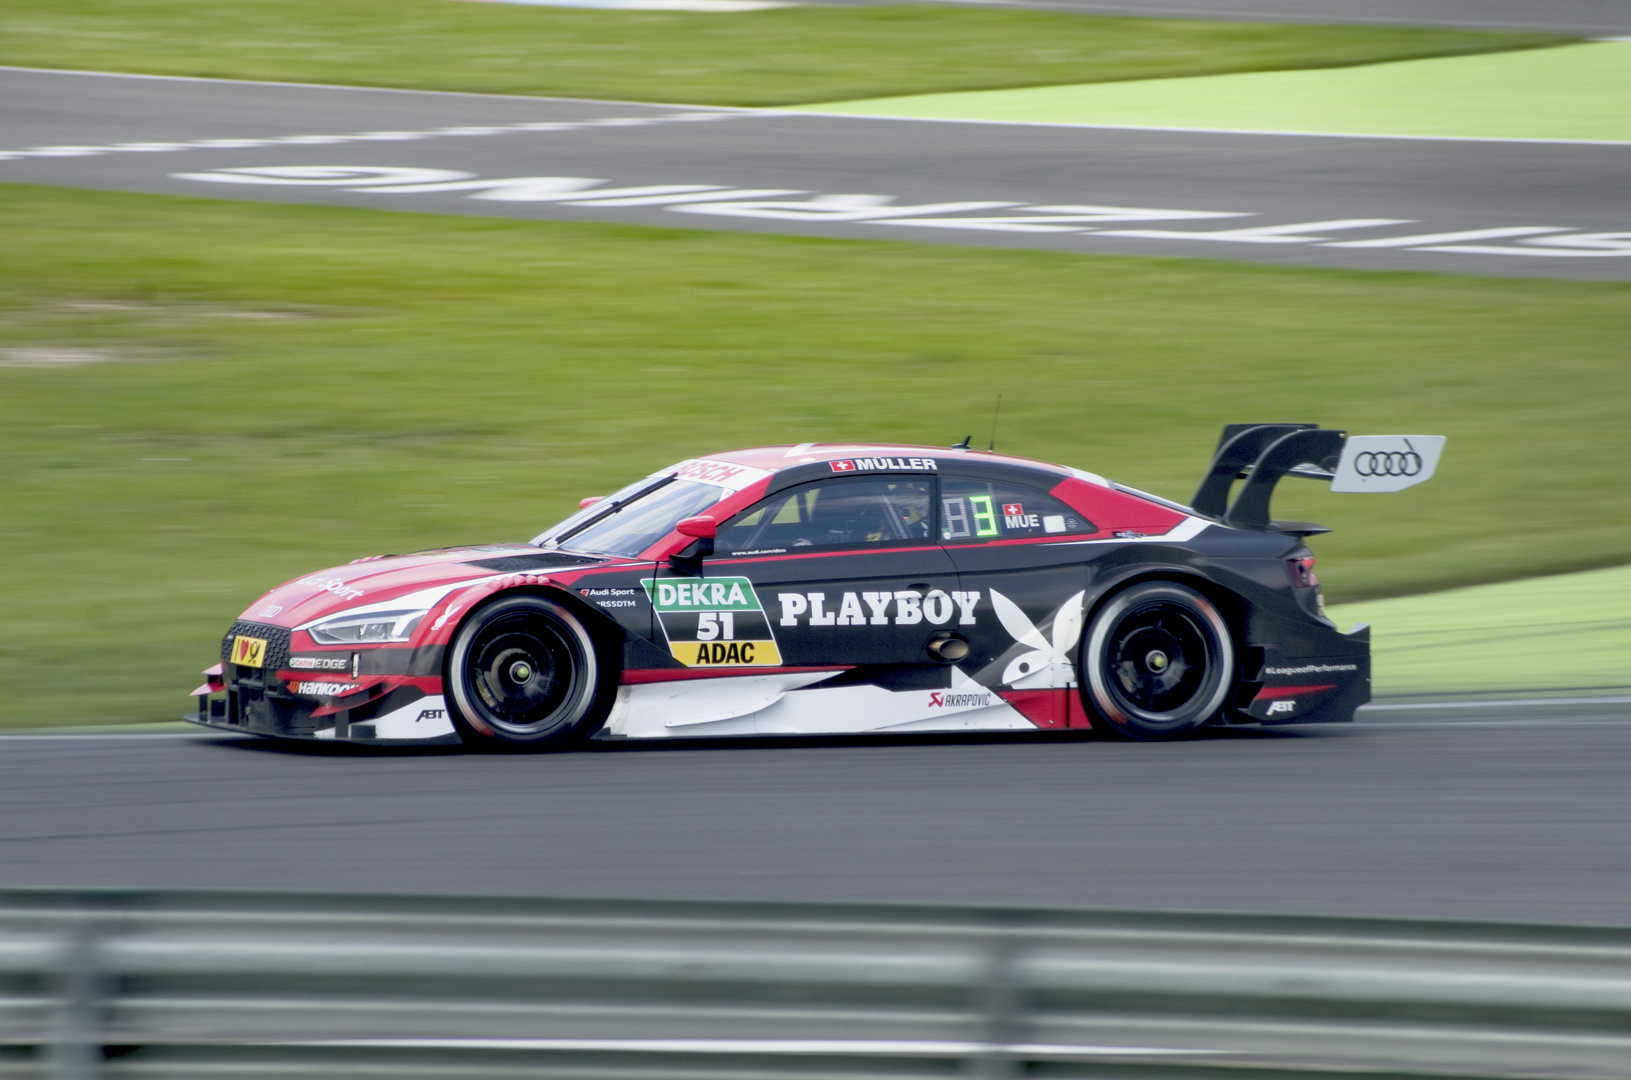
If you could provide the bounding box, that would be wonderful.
[531,477,730,559]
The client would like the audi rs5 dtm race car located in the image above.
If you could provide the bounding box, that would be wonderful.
[189,424,1442,747]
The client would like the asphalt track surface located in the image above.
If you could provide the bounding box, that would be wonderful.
[4,68,1628,281]
[3,697,1630,924]
[853,0,1631,36]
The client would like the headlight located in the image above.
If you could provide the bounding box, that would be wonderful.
[307,609,428,645]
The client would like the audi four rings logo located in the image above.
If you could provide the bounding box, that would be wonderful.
[1355,441,1423,478]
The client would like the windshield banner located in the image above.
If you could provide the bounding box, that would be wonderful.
[668,458,774,492]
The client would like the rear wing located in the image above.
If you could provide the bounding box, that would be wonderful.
[1192,423,1445,535]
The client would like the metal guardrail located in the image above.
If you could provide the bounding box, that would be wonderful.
[4,889,1631,1080]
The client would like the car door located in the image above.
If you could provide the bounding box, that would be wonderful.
[938,469,1101,712]
[645,474,965,732]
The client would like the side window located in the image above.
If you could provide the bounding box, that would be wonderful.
[940,478,1095,542]
[719,478,933,554]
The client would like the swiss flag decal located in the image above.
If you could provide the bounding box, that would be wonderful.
[1002,503,1023,516]
[829,460,856,472]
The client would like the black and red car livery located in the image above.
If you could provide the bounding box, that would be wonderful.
[189,424,1441,746]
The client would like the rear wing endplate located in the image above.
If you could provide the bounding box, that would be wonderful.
[1192,424,1444,533]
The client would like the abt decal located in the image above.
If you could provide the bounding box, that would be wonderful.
[778,589,978,626]
[1266,700,1296,716]
[643,576,783,667]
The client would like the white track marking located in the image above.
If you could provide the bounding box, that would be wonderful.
[157,165,1631,260]
[1102,219,1409,243]
[1327,226,1573,248]
[0,111,741,162]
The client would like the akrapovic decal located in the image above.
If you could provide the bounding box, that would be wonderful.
[644,577,783,667]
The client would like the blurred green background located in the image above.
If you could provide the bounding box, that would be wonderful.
[0,0,1566,105]
[3,184,1628,725]
[2,3,1624,727]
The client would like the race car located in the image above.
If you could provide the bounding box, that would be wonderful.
[188,424,1442,747]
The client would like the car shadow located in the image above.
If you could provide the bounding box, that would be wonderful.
[203,720,1345,759]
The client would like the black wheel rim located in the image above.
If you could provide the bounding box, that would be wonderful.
[1103,601,1215,720]
[461,611,584,736]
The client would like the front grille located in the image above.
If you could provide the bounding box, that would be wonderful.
[464,552,603,572]
[220,621,293,670]
[226,676,319,736]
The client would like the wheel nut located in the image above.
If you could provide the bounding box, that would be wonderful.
[509,661,533,682]
[1145,650,1168,672]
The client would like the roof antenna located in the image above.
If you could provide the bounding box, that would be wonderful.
[951,434,971,449]
[987,394,1003,452]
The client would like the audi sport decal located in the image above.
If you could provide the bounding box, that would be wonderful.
[1331,436,1446,493]
[229,635,267,668]
[293,575,365,602]
[644,576,783,667]
[776,589,978,627]
[168,166,1631,261]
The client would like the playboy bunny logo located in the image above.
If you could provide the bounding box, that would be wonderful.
[989,589,1086,689]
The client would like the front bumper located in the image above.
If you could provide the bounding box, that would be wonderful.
[189,622,461,745]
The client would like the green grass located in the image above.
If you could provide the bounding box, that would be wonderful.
[1329,565,1631,696]
[3,183,1630,727]
[0,0,1571,106]
[798,40,1631,143]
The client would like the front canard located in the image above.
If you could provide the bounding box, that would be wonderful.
[643,576,783,667]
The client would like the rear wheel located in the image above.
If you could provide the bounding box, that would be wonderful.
[446,595,603,750]
[1080,581,1234,740]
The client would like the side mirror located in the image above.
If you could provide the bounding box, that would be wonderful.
[672,515,717,565]
[578,496,604,509]
[675,516,717,539]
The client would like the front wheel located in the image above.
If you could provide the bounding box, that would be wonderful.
[1080,581,1234,740]
[446,595,604,750]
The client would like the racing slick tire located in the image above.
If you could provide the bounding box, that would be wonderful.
[1080,581,1234,741]
[446,594,605,750]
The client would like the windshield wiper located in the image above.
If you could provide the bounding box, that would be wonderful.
[551,474,677,547]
